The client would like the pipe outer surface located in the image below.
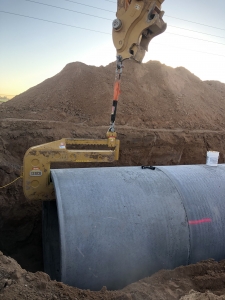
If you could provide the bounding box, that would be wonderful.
[159,164,225,264]
[43,165,225,290]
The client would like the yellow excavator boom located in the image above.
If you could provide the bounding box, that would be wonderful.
[113,0,167,62]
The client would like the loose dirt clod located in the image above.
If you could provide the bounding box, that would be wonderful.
[0,60,225,299]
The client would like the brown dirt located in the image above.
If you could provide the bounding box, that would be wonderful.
[1,253,225,299]
[180,290,225,300]
[1,60,225,130]
[0,60,225,299]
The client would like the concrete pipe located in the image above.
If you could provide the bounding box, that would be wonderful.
[43,165,225,290]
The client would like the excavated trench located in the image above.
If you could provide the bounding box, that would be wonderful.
[1,60,225,298]
[1,119,225,277]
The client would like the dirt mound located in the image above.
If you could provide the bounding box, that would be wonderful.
[0,251,111,300]
[181,290,225,300]
[1,60,225,130]
[1,251,225,299]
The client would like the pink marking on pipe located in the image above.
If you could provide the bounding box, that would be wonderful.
[188,218,212,225]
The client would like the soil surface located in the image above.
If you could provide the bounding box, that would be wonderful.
[0,60,225,299]
[1,60,225,131]
[1,253,225,299]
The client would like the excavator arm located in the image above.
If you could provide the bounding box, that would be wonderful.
[113,0,167,62]
[23,0,167,201]
[108,0,166,132]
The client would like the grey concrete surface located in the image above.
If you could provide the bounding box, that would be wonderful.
[42,165,225,290]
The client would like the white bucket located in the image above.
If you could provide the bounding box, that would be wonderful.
[206,151,219,166]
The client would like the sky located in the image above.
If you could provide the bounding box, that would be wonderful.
[0,0,225,97]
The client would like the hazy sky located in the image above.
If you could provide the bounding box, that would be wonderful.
[0,0,225,96]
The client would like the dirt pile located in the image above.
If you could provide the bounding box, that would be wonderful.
[1,60,225,130]
[1,251,225,300]
[0,60,225,299]
[181,290,225,300]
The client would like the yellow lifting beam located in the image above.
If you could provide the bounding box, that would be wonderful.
[23,134,119,201]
